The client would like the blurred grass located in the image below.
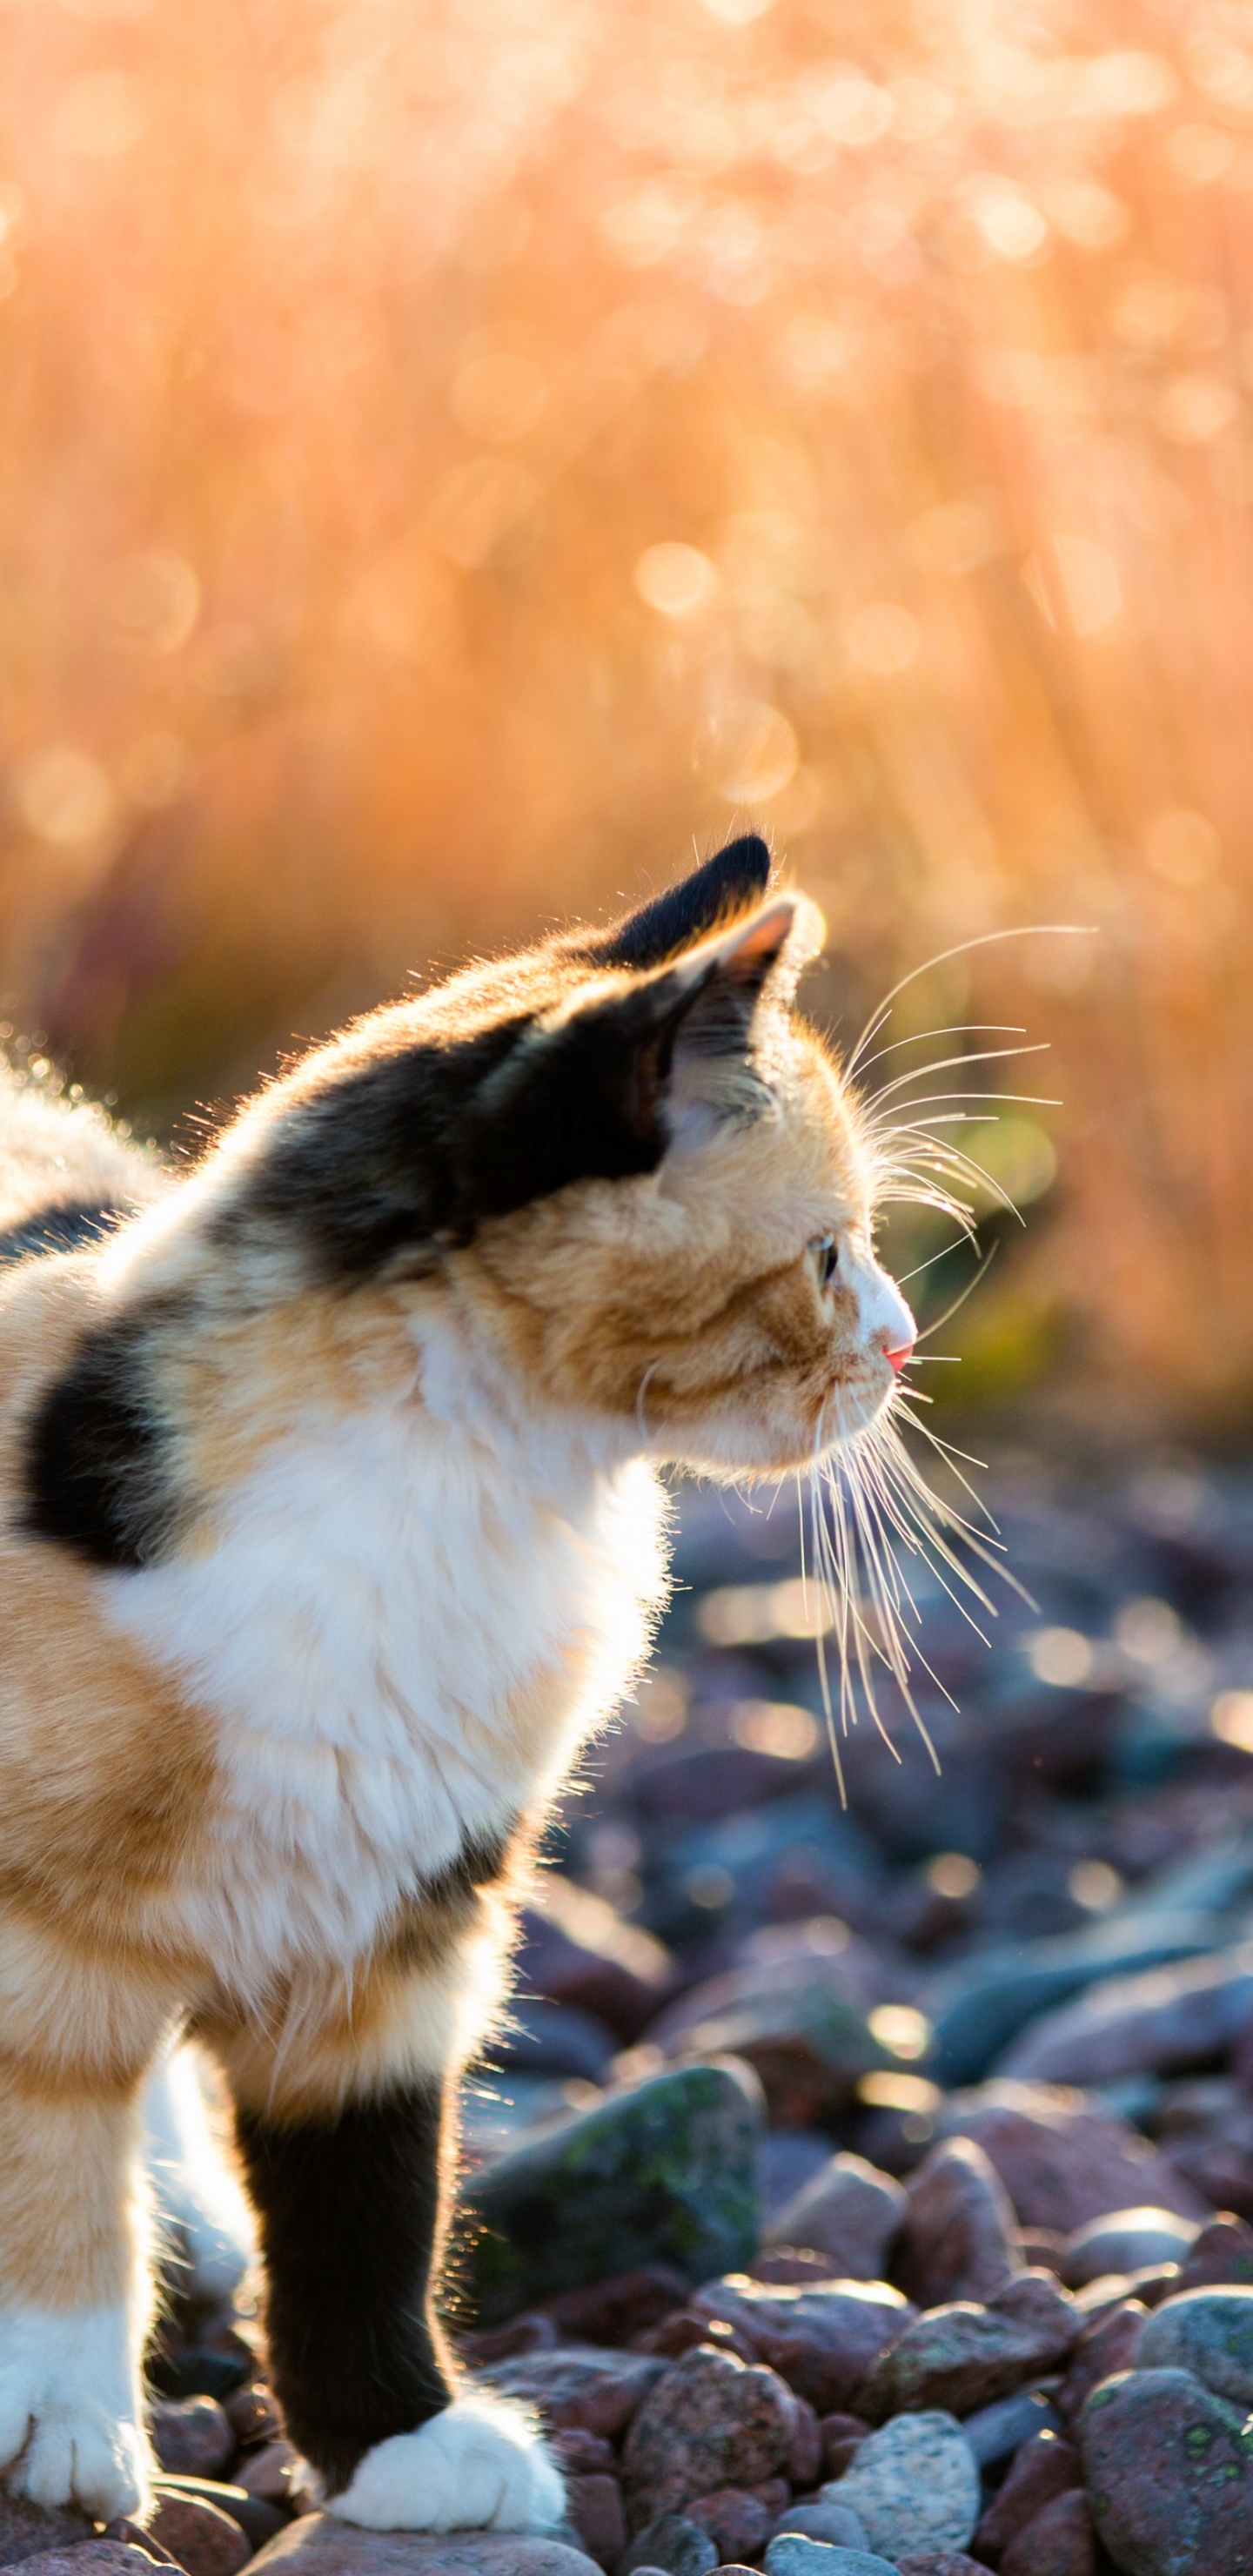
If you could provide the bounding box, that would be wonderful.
[2,0,1252,1424]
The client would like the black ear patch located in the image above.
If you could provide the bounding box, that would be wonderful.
[585,835,771,970]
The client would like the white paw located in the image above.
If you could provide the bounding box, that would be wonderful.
[0,2307,151,2520]
[325,2393,566,2534]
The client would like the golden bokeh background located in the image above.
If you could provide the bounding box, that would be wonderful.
[2,0,1250,1425]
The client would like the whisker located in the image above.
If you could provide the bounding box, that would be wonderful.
[854,1023,1025,1078]
[915,1239,1000,1343]
[865,1042,1050,1109]
[845,923,1096,1078]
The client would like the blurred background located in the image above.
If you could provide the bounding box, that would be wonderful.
[1,0,1251,1428]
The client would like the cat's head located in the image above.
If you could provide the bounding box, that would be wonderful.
[183,836,915,1475]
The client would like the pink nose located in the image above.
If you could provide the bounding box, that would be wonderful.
[885,1342,914,1375]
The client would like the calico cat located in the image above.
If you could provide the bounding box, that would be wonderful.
[0,835,914,2535]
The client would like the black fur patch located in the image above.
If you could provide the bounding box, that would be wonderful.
[584,834,771,969]
[232,2078,452,2492]
[226,842,783,1287]
[0,1202,123,1266]
[20,1301,184,1571]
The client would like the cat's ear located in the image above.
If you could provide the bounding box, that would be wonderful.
[580,835,773,969]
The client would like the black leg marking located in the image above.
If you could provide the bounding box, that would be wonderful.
[232,2077,452,2494]
[19,1296,188,1570]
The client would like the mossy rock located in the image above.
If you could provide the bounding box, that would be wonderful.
[456,2059,763,2326]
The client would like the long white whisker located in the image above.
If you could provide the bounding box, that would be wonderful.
[845,923,1096,1078]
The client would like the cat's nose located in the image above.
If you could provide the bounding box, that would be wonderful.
[884,1338,915,1375]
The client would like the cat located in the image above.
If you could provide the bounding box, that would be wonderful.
[0,834,914,2535]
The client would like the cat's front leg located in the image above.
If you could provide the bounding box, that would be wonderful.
[224,2023,564,2535]
[0,2063,154,2519]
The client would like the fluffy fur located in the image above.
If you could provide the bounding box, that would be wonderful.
[0,838,915,2527]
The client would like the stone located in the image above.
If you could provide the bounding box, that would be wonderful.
[539,2268,690,2347]
[620,2343,795,2531]
[149,2351,252,2405]
[682,2494,773,2562]
[620,2519,718,2575]
[687,2277,914,2414]
[148,2400,237,2480]
[763,2156,906,2281]
[769,2502,869,2548]
[0,2495,94,2566]
[491,1998,616,2082]
[999,2492,1095,2576]
[564,2475,625,2572]
[828,2412,980,2559]
[517,1882,673,2045]
[235,2443,302,2503]
[150,2479,285,2553]
[16,2553,166,2576]
[765,2549,896,2576]
[751,2251,841,2288]
[551,2433,617,2477]
[134,2497,251,2576]
[1177,2214,1253,2291]
[222,2386,283,2451]
[817,2415,870,2479]
[936,2084,1207,2232]
[484,2346,667,2438]
[644,1936,907,2126]
[857,2273,1079,2422]
[247,2521,600,2575]
[1055,2299,1147,2426]
[1062,2206,1200,2289]
[895,2560,988,2576]
[974,2430,1080,2562]
[960,2387,1063,2468]
[785,2399,822,2486]
[1000,1944,1253,2088]
[459,2063,763,2324]
[1080,2365,1253,2575]
[894,2139,1022,2307]
[925,1915,1233,2089]
[104,2524,180,2570]
[1138,2284,1253,2408]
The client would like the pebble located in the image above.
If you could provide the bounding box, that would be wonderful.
[222,2386,283,2451]
[1138,2284,1253,2408]
[234,2443,302,2504]
[688,2277,914,2413]
[0,2495,95,2566]
[1000,1944,1253,2088]
[563,2472,625,2568]
[620,2342,796,2529]
[785,2399,822,2486]
[769,2502,869,2548]
[460,2063,762,2324]
[973,2429,1080,2560]
[895,2559,989,2576]
[682,2493,773,2562]
[857,2271,1079,2421]
[620,2517,718,2575]
[1055,2299,1147,2425]
[1062,2206,1199,2289]
[893,2137,1022,2307]
[551,2432,617,2476]
[999,2490,1096,2576]
[764,2155,905,2281]
[16,2552,170,2576]
[826,2412,980,2559]
[486,2345,667,2438]
[817,2414,869,2479]
[1176,2213,1253,2291]
[960,2386,1063,2467]
[135,2496,251,2576]
[539,2267,690,2346]
[246,2524,600,2575]
[148,2400,237,2480]
[1079,2364,1253,2575]
[151,2478,286,2553]
[935,2085,1208,2231]
[765,2548,896,2576]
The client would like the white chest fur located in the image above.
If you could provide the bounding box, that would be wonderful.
[103,1389,667,1996]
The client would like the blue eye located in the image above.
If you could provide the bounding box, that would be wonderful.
[812,1235,838,1290]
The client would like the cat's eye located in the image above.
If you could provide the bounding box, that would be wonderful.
[811,1234,838,1291]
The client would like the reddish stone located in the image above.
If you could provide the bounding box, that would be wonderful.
[818,2412,871,2478]
[247,2522,599,2574]
[17,2553,166,2576]
[539,2267,690,2347]
[564,2472,626,2570]
[1176,2212,1253,2291]
[103,2525,179,2571]
[974,2431,1080,2564]
[634,2314,757,2365]
[620,2342,795,2531]
[687,2276,914,2413]
[681,2491,772,2561]
[457,2314,559,2367]
[223,2387,284,2452]
[235,2444,301,2505]
[895,2559,991,2576]
[0,2495,95,2566]
[136,2497,250,2576]
[1000,2491,1095,2576]
[551,2430,617,2475]
[784,2399,821,2487]
[486,2344,667,2438]
[149,2401,236,2481]
[941,2091,1207,2235]
[1015,2232,1067,2277]
[748,2251,837,2286]
[1055,2299,1147,2426]
[1080,2365,1253,2574]
[857,2271,1079,2422]
[895,2139,1023,2308]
